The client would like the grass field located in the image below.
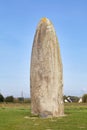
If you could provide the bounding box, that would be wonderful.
[0,103,87,130]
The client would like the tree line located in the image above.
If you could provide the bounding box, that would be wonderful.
[1,93,87,103]
[0,93,31,103]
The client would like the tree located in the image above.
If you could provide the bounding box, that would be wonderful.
[5,96,14,103]
[0,93,4,102]
[82,94,87,103]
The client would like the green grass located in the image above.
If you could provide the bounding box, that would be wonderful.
[0,103,87,130]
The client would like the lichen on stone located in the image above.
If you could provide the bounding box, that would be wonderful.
[41,17,47,23]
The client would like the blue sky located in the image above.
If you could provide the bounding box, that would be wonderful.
[0,0,87,97]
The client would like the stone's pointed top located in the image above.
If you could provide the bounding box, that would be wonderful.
[41,17,47,22]
[41,17,49,22]
[40,17,51,25]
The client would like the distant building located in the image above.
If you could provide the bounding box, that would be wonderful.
[67,97,72,103]
[78,97,82,103]
[64,99,69,103]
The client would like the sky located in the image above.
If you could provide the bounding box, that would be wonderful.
[0,0,87,97]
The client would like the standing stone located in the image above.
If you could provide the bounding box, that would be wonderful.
[30,18,64,117]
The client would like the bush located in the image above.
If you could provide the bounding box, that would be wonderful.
[5,96,14,103]
[0,93,4,102]
[82,94,87,103]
